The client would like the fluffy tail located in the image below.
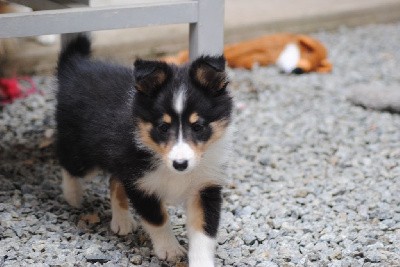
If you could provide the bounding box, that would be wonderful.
[58,34,91,67]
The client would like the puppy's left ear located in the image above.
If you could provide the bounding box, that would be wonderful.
[189,55,228,95]
[134,59,172,96]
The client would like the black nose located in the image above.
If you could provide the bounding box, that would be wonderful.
[173,160,188,171]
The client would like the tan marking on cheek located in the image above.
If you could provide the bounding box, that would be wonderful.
[188,119,229,155]
[137,120,174,157]
[189,112,199,124]
[162,114,172,124]
[137,121,158,151]
[209,119,229,142]
[110,176,129,210]
[188,141,206,159]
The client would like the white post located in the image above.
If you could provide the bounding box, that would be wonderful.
[189,0,224,61]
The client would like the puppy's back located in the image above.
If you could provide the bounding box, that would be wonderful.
[56,35,137,174]
[57,34,134,115]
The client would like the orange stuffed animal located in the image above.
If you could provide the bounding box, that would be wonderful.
[162,33,332,74]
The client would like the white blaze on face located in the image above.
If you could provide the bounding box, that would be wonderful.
[168,87,197,173]
[173,86,186,115]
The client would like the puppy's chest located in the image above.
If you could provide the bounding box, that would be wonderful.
[136,166,221,205]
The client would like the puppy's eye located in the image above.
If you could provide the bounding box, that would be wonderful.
[157,123,170,133]
[192,122,204,132]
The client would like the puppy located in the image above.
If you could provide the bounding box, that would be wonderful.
[56,35,232,267]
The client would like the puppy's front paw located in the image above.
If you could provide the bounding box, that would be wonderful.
[110,215,136,235]
[154,239,186,261]
[188,231,216,267]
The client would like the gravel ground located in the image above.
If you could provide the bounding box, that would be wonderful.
[1,22,400,267]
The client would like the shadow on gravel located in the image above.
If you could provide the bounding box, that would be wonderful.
[0,138,182,266]
[0,139,112,214]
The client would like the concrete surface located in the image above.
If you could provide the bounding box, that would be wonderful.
[3,0,400,74]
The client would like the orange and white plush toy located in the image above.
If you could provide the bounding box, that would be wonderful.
[162,33,332,74]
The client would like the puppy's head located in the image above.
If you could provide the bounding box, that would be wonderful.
[133,55,232,173]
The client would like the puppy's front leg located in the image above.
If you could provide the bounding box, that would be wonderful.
[186,185,222,267]
[126,186,185,261]
[109,176,136,235]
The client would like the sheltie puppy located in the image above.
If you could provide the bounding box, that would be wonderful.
[56,35,232,267]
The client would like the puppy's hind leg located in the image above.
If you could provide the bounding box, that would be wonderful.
[61,168,97,208]
[61,169,84,208]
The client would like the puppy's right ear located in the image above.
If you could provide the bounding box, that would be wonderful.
[189,55,228,95]
[134,59,172,96]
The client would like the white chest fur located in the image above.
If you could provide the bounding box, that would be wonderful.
[136,136,229,205]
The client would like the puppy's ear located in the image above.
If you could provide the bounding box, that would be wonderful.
[134,59,172,96]
[189,55,228,95]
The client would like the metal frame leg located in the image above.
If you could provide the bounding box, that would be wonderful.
[189,0,224,61]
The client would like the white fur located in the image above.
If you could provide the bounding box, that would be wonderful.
[168,140,196,173]
[173,87,186,114]
[276,43,300,73]
[61,169,83,208]
[141,220,186,261]
[167,110,196,172]
[110,194,136,235]
[188,231,216,267]
[35,35,58,46]
[61,169,98,208]
[137,125,231,264]
[136,134,229,205]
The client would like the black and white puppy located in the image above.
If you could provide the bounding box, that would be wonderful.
[56,35,233,266]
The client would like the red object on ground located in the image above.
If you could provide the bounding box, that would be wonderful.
[0,77,38,104]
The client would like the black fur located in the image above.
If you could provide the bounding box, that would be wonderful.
[189,55,228,95]
[124,185,166,226]
[57,44,151,178]
[58,34,91,67]
[200,186,223,237]
[134,59,172,96]
[292,67,304,75]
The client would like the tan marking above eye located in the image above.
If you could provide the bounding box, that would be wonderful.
[189,112,200,124]
[162,114,172,124]
[210,119,229,141]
